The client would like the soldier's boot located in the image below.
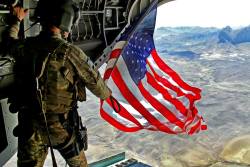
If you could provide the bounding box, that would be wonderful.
[66,150,88,167]
[17,153,48,167]
[17,131,48,167]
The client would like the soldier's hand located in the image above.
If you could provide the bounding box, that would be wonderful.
[11,6,28,21]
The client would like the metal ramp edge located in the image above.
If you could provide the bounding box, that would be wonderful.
[88,152,152,167]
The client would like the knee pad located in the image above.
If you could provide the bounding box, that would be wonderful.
[55,135,85,160]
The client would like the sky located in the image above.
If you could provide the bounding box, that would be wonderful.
[156,0,250,28]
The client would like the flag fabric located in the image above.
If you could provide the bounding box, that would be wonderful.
[100,0,207,135]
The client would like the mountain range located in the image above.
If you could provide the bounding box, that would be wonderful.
[218,26,250,44]
[154,25,250,58]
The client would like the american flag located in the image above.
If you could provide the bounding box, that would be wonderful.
[100,0,206,135]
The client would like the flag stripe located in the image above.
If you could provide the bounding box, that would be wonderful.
[109,49,122,59]
[105,97,144,128]
[147,60,186,97]
[112,66,176,134]
[188,118,202,135]
[145,71,189,116]
[100,107,142,132]
[106,73,151,126]
[145,68,201,130]
[151,49,201,99]
[147,60,199,112]
[102,101,138,127]
[138,81,185,129]
[105,58,118,71]
[104,49,123,80]
[104,69,113,81]
[112,41,127,50]
[183,108,202,133]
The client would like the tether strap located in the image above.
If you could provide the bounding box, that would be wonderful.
[110,95,121,113]
[36,80,58,167]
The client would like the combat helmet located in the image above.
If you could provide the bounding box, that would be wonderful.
[34,0,80,32]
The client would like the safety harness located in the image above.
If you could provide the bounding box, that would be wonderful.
[35,40,88,167]
[35,41,66,167]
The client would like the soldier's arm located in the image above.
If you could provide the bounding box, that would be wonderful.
[4,7,28,40]
[1,7,28,55]
[6,19,20,40]
[67,45,111,100]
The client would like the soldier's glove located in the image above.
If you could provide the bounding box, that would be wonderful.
[10,6,28,22]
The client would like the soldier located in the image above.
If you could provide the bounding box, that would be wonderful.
[3,0,111,166]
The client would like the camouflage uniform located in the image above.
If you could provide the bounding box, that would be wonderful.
[6,20,111,167]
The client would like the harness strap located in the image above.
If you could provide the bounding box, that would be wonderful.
[37,41,66,79]
[36,84,58,167]
[60,43,82,101]
[60,67,74,85]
